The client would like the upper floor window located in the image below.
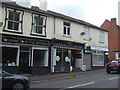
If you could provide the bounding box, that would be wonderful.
[32,14,46,36]
[100,31,105,43]
[63,22,70,35]
[4,8,23,33]
[84,26,90,40]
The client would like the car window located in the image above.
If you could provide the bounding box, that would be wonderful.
[111,61,118,64]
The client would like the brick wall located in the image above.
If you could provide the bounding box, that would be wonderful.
[101,18,120,60]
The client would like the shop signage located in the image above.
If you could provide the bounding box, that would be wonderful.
[2,36,49,46]
[84,49,93,54]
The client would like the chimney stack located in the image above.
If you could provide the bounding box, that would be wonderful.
[111,18,117,25]
[39,0,47,11]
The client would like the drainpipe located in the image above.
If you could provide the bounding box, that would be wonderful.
[53,16,56,38]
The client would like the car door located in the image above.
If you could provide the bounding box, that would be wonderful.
[2,71,13,89]
[0,70,2,90]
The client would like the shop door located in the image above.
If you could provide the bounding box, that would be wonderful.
[19,51,30,74]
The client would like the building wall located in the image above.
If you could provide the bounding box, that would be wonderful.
[54,17,108,48]
[0,6,54,39]
[101,18,119,60]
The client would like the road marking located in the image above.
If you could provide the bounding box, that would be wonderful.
[67,82,95,88]
[109,77,119,80]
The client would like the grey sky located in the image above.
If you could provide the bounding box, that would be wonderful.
[14,0,120,26]
[47,0,119,26]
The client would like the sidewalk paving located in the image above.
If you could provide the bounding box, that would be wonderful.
[23,69,106,83]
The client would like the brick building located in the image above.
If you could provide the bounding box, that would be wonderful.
[101,18,120,60]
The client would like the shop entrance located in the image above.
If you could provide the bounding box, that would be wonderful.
[71,50,82,70]
[19,46,30,74]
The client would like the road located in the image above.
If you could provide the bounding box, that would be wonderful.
[30,71,120,89]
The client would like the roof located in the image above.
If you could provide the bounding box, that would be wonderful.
[1,1,108,32]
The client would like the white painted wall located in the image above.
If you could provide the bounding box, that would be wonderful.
[0,6,53,39]
[54,17,108,48]
[0,5,108,49]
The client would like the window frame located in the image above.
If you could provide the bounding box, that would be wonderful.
[0,44,20,67]
[63,22,71,36]
[83,26,90,40]
[31,14,46,36]
[99,31,105,43]
[31,47,49,67]
[4,8,23,33]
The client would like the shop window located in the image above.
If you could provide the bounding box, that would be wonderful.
[2,47,19,66]
[32,14,46,36]
[33,49,48,67]
[56,49,71,66]
[92,50,104,66]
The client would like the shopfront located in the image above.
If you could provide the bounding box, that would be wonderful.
[1,34,50,74]
[51,39,84,73]
[91,45,108,69]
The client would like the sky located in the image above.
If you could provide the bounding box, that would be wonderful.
[13,0,120,26]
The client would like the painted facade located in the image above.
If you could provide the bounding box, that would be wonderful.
[0,1,108,74]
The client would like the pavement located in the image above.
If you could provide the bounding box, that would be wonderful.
[23,69,106,83]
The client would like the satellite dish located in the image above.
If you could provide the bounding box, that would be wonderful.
[16,0,32,8]
[81,32,85,35]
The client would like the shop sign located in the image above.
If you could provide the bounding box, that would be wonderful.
[84,49,93,54]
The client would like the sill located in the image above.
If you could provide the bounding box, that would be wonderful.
[3,29,23,34]
[99,41,104,44]
[31,33,46,37]
[62,35,71,38]
[83,38,92,41]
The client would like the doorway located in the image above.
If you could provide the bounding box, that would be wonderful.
[19,46,30,74]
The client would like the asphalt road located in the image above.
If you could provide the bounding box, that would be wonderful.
[30,71,120,89]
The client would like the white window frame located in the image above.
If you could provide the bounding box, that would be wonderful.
[5,8,23,32]
[84,26,90,40]
[32,14,46,36]
[63,22,71,36]
[100,31,105,43]
[31,47,49,67]
[0,44,20,66]
[92,50,104,66]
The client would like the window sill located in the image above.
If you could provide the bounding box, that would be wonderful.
[3,29,23,34]
[30,33,46,37]
[62,35,71,38]
[99,41,105,44]
[83,38,92,41]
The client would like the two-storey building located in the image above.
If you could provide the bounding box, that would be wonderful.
[101,18,120,60]
[0,0,108,74]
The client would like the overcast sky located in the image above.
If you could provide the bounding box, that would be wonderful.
[16,0,120,26]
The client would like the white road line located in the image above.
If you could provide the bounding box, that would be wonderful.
[109,77,119,80]
[67,82,95,88]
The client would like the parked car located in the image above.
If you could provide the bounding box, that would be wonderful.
[0,69,30,90]
[106,60,120,73]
